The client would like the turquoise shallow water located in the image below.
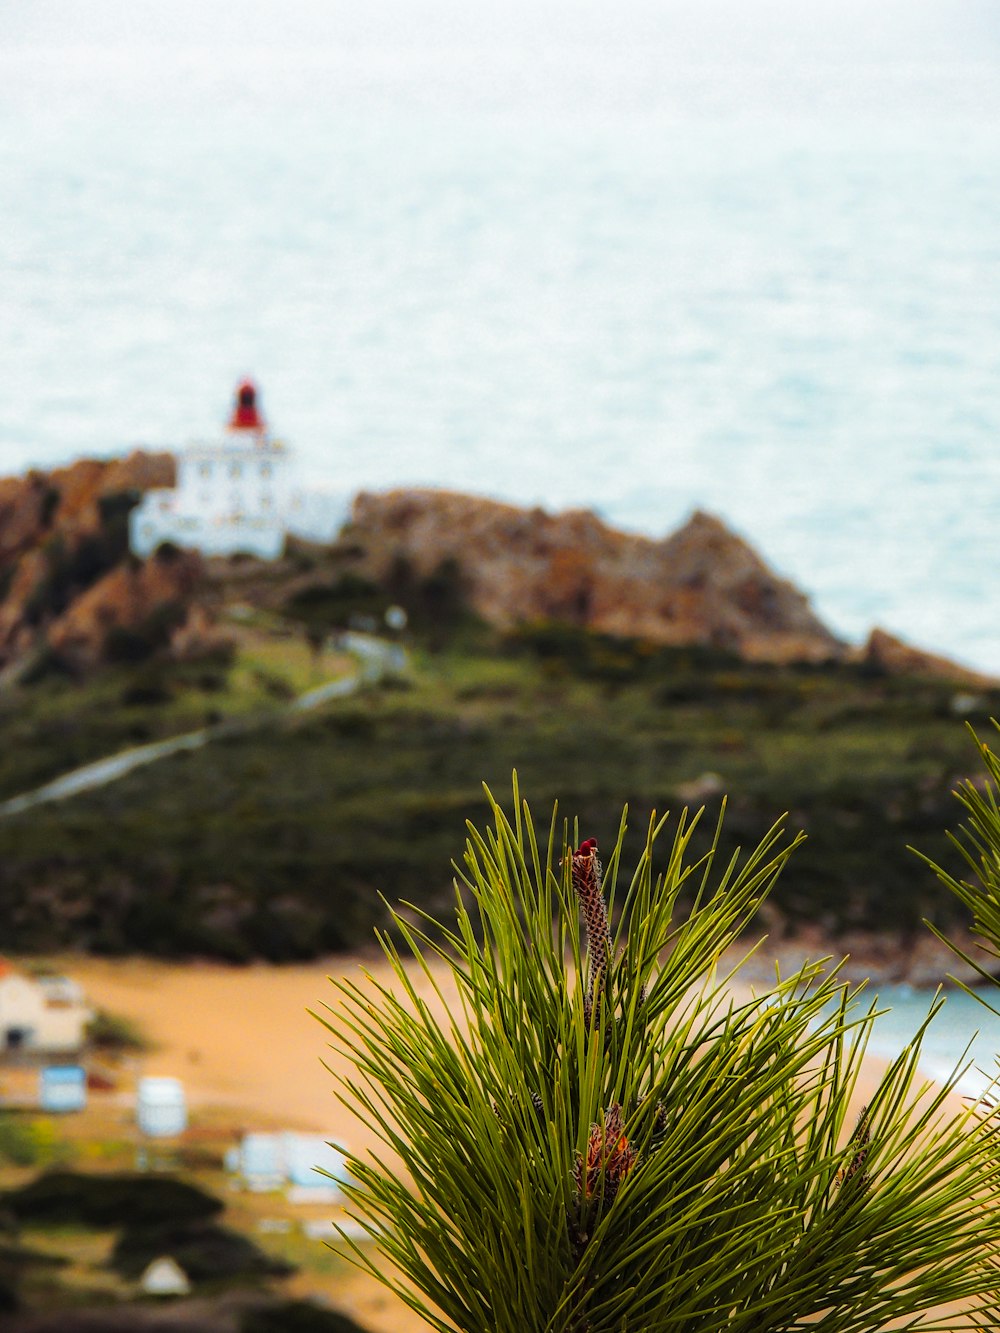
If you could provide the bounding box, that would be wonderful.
[3,2,1000,668]
[821,983,1000,1100]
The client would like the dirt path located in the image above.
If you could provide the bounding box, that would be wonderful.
[0,633,403,821]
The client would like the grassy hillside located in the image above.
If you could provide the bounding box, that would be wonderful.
[0,621,351,802]
[0,624,992,960]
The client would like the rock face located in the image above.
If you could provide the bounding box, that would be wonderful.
[723,922,995,990]
[0,452,174,570]
[860,627,992,688]
[0,462,988,682]
[46,546,207,673]
[350,489,845,663]
[0,452,213,677]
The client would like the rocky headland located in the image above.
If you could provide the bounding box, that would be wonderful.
[349,490,841,663]
[0,461,987,686]
[347,487,990,682]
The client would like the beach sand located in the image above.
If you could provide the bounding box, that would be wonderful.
[70,954,381,1139]
[68,951,886,1145]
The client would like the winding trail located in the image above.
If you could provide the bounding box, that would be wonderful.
[0,633,404,820]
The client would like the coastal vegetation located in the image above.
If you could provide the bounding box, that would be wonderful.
[323,784,1000,1330]
[921,723,1000,988]
[0,1116,66,1171]
[0,465,995,965]
[0,620,994,961]
[84,1008,152,1054]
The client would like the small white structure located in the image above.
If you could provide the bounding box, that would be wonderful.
[130,381,306,560]
[0,963,92,1056]
[39,1064,87,1113]
[229,1131,349,1199]
[233,1132,285,1191]
[137,1075,187,1138]
[140,1255,191,1297]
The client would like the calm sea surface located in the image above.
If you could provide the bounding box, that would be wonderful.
[824,983,1000,1101]
[2,1,1000,669]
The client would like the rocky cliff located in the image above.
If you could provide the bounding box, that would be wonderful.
[349,489,844,662]
[0,453,223,678]
[0,462,987,683]
[345,489,995,680]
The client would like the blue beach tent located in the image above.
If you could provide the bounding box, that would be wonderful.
[39,1065,87,1113]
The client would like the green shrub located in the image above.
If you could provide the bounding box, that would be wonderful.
[86,1008,151,1053]
[0,1117,54,1169]
[97,489,141,557]
[151,538,183,564]
[111,1221,294,1281]
[321,783,1000,1331]
[104,625,157,664]
[38,484,61,529]
[119,669,173,705]
[104,598,187,664]
[240,1302,368,1333]
[16,645,76,685]
[3,1171,222,1228]
[286,574,382,630]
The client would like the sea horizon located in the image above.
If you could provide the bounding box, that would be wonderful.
[3,1,1000,670]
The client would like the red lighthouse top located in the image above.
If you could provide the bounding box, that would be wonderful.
[228,379,264,431]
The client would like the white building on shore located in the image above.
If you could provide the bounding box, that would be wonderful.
[0,962,93,1056]
[129,381,344,560]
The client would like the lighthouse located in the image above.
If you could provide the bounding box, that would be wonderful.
[129,381,299,560]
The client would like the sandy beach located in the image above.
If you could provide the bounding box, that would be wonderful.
[68,953,385,1141]
[67,951,886,1141]
[59,952,453,1332]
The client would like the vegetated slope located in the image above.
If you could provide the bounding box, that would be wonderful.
[0,629,991,967]
[0,467,992,968]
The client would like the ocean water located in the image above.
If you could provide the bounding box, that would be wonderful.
[823,982,1000,1101]
[3,2,1000,670]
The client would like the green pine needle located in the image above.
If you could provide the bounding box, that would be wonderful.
[317,778,1000,1331]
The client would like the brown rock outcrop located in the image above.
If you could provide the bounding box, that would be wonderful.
[47,547,206,672]
[0,452,174,565]
[722,921,997,989]
[0,460,989,685]
[0,451,187,676]
[349,488,845,663]
[860,627,992,688]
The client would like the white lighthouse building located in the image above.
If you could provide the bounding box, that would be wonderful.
[130,381,305,560]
